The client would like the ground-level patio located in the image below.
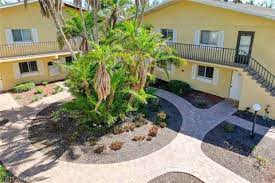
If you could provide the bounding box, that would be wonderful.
[0,88,274,183]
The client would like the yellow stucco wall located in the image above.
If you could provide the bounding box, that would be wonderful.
[144,1,275,119]
[155,60,233,98]
[239,71,275,119]
[0,2,77,91]
[0,55,68,91]
[143,1,275,73]
[0,2,58,44]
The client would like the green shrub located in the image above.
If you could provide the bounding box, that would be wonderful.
[196,99,207,108]
[13,82,35,93]
[168,80,191,96]
[223,123,235,133]
[31,96,39,102]
[41,81,48,86]
[35,87,43,94]
[52,86,63,94]
[157,111,168,124]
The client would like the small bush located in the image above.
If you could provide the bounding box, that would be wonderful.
[35,87,43,94]
[51,111,61,122]
[52,86,63,94]
[109,141,124,151]
[255,156,269,167]
[88,137,98,147]
[132,135,145,141]
[148,125,159,137]
[196,99,207,108]
[134,114,147,127]
[157,111,167,123]
[168,80,191,96]
[13,82,35,93]
[123,122,135,132]
[223,123,235,133]
[113,126,125,135]
[94,144,107,154]
[41,81,48,86]
[31,96,39,102]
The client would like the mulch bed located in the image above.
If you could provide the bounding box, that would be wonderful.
[148,172,204,183]
[28,97,183,164]
[201,122,275,183]
[234,110,275,128]
[11,83,63,105]
[150,79,224,109]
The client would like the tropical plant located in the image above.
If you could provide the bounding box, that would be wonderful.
[59,9,94,52]
[64,20,182,134]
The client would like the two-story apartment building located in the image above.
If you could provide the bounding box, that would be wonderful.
[0,1,78,91]
[143,0,275,119]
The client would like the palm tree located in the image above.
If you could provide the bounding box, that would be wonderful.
[24,0,77,59]
[60,9,94,52]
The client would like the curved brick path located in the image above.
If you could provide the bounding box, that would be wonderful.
[0,89,250,183]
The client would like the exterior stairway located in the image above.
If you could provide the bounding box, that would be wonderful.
[244,66,275,96]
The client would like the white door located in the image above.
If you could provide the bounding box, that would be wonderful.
[229,71,243,100]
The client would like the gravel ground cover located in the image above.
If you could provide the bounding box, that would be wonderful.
[201,121,275,183]
[148,172,204,183]
[234,110,274,128]
[29,97,182,164]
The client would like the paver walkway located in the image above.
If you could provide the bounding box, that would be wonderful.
[0,89,251,183]
[226,115,275,139]
[0,93,21,111]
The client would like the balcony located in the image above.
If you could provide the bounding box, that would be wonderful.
[167,43,252,68]
[168,42,275,93]
[0,40,79,59]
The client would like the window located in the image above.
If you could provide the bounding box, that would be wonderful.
[161,29,174,42]
[200,30,218,46]
[19,61,38,74]
[65,56,73,63]
[197,65,214,79]
[12,29,33,42]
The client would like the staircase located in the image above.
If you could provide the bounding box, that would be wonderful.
[243,57,275,96]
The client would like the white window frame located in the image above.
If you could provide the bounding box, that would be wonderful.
[197,65,214,79]
[199,30,219,47]
[195,30,224,48]
[11,29,33,43]
[160,28,176,43]
[19,61,39,77]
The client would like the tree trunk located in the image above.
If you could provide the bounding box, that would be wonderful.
[52,12,77,60]
[93,8,99,44]
[79,0,90,51]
